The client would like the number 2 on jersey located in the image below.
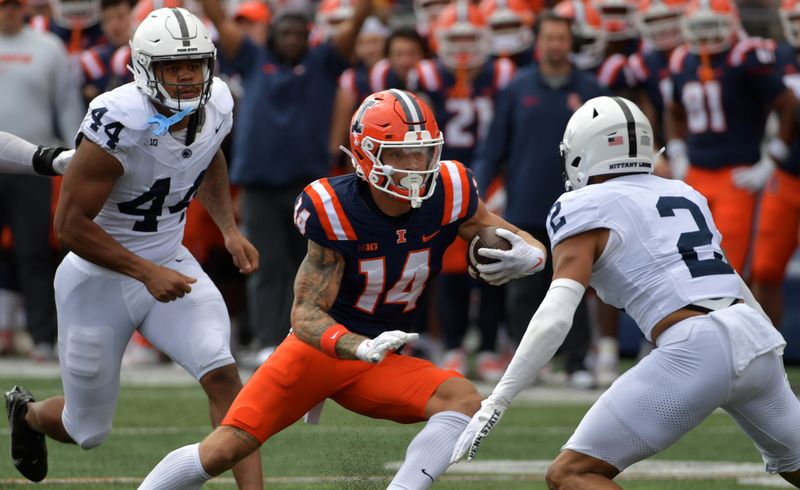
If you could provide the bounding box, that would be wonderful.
[656,196,734,278]
[356,250,430,313]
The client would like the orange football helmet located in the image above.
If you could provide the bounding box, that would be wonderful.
[636,0,687,51]
[593,0,640,41]
[781,0,800,47]
[345,90,445,208]
[431,0,492,69]
[554,0,607,69]
[479,0,535,56]
[315,0,353,40]
[414,0,452,36]
[681,0,740,54]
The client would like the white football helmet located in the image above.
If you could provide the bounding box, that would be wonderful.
[51,0,101,29]
[560,96,655,191]
[128,7,216,113]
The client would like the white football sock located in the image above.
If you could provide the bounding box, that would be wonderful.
[138,443,211,489]
[388,411,470,489]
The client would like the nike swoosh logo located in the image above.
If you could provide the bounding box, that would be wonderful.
[175,258,185,263]
[421,469,434,482]
[421,230,440,243]
[215,122,224,133]
[526,256,544,272]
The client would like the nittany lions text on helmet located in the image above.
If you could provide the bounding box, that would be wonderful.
[559,96,655,191]
[128,7,216,113]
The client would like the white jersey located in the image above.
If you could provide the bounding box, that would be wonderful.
[76,78,234,265]
[547,174,742,340]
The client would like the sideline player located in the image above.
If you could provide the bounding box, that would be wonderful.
[451,96,800,488]
[4,8,262,486]
[138,89,547,489]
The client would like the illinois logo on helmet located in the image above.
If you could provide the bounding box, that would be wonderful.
[431,0,492,69]
[593,0,639,41]
[636,0,687,51]
[342,90,445,208]
[681,0,740,54]
[479,0,535,57]
[554,0,607,70]
[780,0,800,47]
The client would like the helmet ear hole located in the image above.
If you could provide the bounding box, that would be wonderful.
[571,157,582,168]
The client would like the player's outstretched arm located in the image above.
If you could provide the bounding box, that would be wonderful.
[458,198,547,285]
[451,230,600,464]
[198,150,258,274]
[0,131,72,176]
[200,0,244,59]
[55,139,197,302]
[330,0,373,60]
[291,240,361,356]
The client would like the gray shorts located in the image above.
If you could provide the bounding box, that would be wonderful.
[54,248,234,448]
[563,315,800,473]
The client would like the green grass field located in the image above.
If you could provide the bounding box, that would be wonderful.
[0,371,798,489]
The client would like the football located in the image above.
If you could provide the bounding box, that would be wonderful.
[467,226,512,268]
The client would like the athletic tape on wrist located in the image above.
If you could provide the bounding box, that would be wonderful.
[320,324,351,358]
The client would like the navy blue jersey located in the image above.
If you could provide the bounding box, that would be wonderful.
[410,58,515,165]
[79,44,132,93]
[629,48,672,144]
[294,162,479,338]
[339,59,408,104]
[591,52,636,93]
[775,42,800,176]
[669,38,785,169]
[30,16,105,53]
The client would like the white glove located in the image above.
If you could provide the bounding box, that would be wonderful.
[449,398,507,464]
[52,148,74,175]
[474,228,546,286]
[355,331,419,363]
[731,157,776,192]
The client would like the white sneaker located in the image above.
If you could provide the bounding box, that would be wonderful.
[595,337,619,388]
[441,348,467,376]
[239,346,276,370]
[568,370,595,390]
[476,351,506,383]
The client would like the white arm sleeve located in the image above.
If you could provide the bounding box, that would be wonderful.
[488,278,586,408]
[736,272,770,323]
[0,131,37,175]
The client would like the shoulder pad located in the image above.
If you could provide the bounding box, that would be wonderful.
[299,178,358,242]
[438,160,478,225]
[208,77,234,115]
[547,188,614,249]
[89,84,152,131]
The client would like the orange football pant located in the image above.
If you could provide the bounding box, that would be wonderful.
[751,169,800,284]
[221,333,462,443]
[684,165,756,272]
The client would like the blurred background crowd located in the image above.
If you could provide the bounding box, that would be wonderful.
[0,0,797,391]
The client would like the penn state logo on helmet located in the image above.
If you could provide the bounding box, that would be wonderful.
[342,89,445,208]
[560,96,655,191]
[128,7,216,113]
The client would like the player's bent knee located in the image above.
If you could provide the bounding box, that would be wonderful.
[199,426,259,476]
[429,377,482,416]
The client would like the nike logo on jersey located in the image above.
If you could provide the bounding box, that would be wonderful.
[421,469,434,482]
[421,230,440,242]
[215,122,224,133]
[175,258,185,263]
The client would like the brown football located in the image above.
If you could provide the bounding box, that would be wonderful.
[467,226,512,268]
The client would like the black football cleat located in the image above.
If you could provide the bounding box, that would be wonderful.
[5,385,47,482]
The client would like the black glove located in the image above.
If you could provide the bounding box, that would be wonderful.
[32,145,68,176]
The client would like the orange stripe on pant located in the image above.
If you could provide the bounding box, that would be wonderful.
[222,333,462,443]
[751,169,800,284]
[684,165,756,272]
